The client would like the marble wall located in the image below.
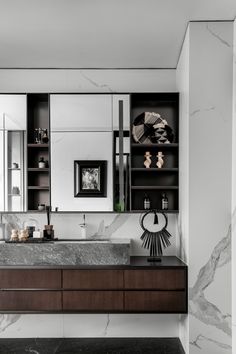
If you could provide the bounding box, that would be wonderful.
[232,18,236,354]
[177,21,233,354]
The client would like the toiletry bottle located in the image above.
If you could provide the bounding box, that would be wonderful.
[38,157,46,168]
[144,194,151,210]
[161,193,168,210]
[42,129,49,143]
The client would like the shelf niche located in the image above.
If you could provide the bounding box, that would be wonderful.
[27,94,50,211]
[130,93,179,212]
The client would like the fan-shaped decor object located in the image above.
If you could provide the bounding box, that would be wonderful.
[132,112,174,144]
[139,210,172,262]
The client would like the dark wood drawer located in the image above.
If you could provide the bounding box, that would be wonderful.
[63,291,123,311]
[125,291,186,313]
[0,291,62,311]
[124,269,186,290]
[0,270,61,289]
[63,270,123,289]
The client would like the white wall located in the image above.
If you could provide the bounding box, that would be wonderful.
[0,69,176,93]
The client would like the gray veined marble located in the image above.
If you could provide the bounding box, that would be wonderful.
[79,70,114,93]
[0,314,21,333]
[0,239,130,266]
[189,223,231,336]
[206,24,231,48]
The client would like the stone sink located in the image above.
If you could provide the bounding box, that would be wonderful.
[0,239,131,266]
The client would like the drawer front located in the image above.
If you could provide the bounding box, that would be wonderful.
[0,270,61,289]
[124,269,186,290]
[63,291,123,311]
[0,291,62,311]
[63,270,123,289]
[125,291,186,313]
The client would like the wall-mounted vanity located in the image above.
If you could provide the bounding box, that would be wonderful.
[0,93,179,213]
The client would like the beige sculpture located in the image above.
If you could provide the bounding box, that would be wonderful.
[144,151,152,168]
[156,151,164,168]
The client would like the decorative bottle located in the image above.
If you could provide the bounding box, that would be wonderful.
[144,194,151,210]
[161,193,168,210]
[38,157,46,168]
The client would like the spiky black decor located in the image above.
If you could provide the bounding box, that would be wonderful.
[140,210,172,262]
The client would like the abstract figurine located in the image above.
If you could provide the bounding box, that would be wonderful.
[156,151,164,168]
[144,151,152,168]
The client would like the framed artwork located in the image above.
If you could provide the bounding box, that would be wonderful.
[74,160,107,197]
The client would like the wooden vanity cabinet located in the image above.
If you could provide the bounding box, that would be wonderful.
[0,269,61,312]
[0,257,187,314]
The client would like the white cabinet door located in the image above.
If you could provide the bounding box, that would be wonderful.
[50,94,112,131]
[51,132,113,211]
[0,131,4,211]
[112,95,130,131]
[0,95,26,130]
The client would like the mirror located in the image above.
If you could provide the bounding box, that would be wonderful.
[0,94,27,212]
[0,94,130,213]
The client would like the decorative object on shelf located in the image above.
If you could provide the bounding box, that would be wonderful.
[139,210,172,262]
[10,229,18,241]
[33,229,43,238]
[144,151,152,168]
[38,157,46,168]
[132,112,174,144]
[12,186,20,195]
[156,151,164,168]
[38,203,45,211]
[161,193,168,210]
[143,194,151,210]
[43,225,54,240]
[12,162,19,169]
[74,160,107,197]
[42,129,49,143]
[43,206,54,240]
[18,229,29,242]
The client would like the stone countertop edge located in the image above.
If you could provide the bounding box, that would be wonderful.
[0,256,187,269]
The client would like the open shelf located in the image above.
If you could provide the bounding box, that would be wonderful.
[27,144,49,148]
[131,186,179,190]
[27,94,50,211]
[131,168,178,172]
[131,143,178,148]
[28,168,49,172]
[28,186,49,190]
[130,93,179,212]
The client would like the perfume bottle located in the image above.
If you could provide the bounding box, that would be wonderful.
[161,193,168,210]
[144,194,151,210]
[42,129,49,143]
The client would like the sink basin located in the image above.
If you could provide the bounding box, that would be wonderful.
[0,239,131,266]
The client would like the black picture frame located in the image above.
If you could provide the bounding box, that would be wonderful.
[74,160,107,198]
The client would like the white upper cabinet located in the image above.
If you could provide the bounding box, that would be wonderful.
[112,95,130,131]
[50,94,112,131]
[0,95,26,130]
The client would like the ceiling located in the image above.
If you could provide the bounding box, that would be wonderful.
[0,0,235,69]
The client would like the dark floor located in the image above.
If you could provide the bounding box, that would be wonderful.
[0,338,185,354]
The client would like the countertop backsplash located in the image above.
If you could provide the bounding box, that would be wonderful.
[0,212,179,257]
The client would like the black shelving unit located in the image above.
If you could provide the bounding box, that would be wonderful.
[130,93,179,212]
[27,94,50,211]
